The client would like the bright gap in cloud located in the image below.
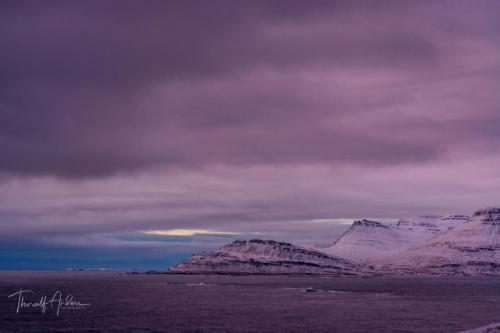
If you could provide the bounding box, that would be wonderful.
[141,229,242,236]
[306,218,358,224]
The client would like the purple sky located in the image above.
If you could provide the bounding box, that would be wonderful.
[1,1,500,268]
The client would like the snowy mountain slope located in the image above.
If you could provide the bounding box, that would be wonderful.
[169,239,370,275]
[396,214,470,234]
[458,322,500,333]
[324,215,470,263]
[323,219,426,262]
[384,208,500,274]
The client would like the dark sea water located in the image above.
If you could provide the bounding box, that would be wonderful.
[0,272,499,333]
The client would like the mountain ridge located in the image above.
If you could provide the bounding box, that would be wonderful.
[169,239,370,275]
[170,207,500,276]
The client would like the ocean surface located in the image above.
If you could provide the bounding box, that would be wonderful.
[0,272,499,333]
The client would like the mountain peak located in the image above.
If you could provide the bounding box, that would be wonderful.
[473,207,500,223]
[230,239,292,247]
[441,214,471,221]
[351,219,389,229]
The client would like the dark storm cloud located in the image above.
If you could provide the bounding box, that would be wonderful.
[0,1,431,82]
[3,0,490,178]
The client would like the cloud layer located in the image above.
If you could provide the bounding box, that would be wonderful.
[1,1,499,178]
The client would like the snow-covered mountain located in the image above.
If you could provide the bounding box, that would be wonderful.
[169,239,369,275]
[323,219,428,262]
[384,208,500,274]
[324,215,471,263]
[169,208,500,276]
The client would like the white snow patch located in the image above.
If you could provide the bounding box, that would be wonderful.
[457,323,500,333]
